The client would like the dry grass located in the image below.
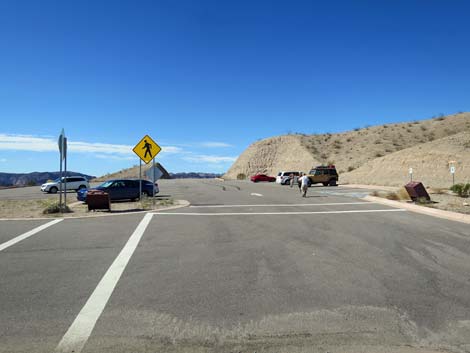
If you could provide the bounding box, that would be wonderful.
[0,197,180,219]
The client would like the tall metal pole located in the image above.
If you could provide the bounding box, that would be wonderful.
[59,150,63,211]
[139,159,142,202]
[152,158,156,208]
[64,137,67,210]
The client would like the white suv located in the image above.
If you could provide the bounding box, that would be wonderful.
[276,171,301,185]
[41,176,90,193]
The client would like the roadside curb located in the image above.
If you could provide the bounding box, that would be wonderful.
[363,195,470,225]
[0,200,191,221]
[342,184,398,191]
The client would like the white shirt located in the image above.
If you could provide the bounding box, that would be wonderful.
[300,175,309,187]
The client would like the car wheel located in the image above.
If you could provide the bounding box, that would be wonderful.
[322,182,328,186]
[329,179,337,186]
[49,186,58,194]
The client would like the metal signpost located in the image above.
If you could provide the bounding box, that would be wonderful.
[409,167,413,182]
[448,160,456,187]
[58,129,68,212]
[132,134,162,203]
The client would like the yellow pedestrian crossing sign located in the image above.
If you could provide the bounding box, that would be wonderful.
[133,135,161,164]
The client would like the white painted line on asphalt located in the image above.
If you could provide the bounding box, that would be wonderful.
[55,212,154,353]
[0,219,63,252]
[155,209,406,216]
[190,202,371,208]
[250,193,263,197]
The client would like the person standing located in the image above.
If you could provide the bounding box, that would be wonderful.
[289,173,294,188]
[299,172,309,197]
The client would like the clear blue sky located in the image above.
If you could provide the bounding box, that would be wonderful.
[1,0,469,176]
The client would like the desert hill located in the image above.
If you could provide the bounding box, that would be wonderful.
[95,163,171,182]
[341,131,470,188]
[224,112,470,187]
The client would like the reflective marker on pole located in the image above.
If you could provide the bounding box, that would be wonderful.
[450,165,455,186]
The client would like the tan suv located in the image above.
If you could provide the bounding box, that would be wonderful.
[306,165,338,186]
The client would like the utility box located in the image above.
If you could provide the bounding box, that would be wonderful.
[405,181,430,202]
[87,190,111,211]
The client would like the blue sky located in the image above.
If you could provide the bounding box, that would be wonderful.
[1,0,469,176]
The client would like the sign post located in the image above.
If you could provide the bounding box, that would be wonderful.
[449,160,456,187]
[450,165,455,186]
[58,129,67,212]
[409,167,413,182]
[132,134,162,205]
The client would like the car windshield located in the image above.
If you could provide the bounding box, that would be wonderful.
[98,181,114,188]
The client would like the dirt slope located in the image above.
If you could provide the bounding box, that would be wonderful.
[341,131,470,188]
[95,163,171,181]
[224,135,319,179]
[225,113,470,186]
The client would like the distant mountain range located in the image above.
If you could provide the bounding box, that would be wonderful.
[0,171,96,187]
[169,172,223,179]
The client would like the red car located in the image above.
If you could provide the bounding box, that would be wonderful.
[250,174,276,182]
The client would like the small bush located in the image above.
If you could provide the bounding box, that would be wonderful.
[386,192,399,200]
[420,126,427,131]
[450,183,470,197]
[42,200,71,214]
[347,166,355,172]
[236,173,247,180]
[354,127,360,131]
[375,152,384,157]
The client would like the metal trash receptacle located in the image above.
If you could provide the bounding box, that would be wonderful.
[405,181,430,202]
[87,190,111,211]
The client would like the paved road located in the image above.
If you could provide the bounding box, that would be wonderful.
[1,179,470,353]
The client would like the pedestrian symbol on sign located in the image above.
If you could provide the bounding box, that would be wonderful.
[143,140,153,159]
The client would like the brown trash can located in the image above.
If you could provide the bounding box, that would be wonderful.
[87,190,111,211]
[404,181,430,202]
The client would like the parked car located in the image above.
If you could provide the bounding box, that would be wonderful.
[250,174,276,183]
[41,176,89,193]
[77,179,159,202]
[305,165,339,186]
[276,171,301,185]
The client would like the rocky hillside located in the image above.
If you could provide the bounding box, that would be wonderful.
[341,131,470,188]
[224,112,470,187]
[224,135,319,179]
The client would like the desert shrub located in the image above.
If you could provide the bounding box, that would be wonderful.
[371,190,380,197]
[450,183,470,197]
[26,180,37,186]
[42,200,70,214]
[463,141,470,149]
[383,125,388,128]
[374,139,382,144]
[346,137,352,142]
[347,166,355,172]
[385,192,399,200]
[420,126,427,131]
[354,127,360,131]
[436,116,446,121]
[375,152,384,157]
[320,153,328,160]
[236,173,246,180]
[397,187,411,200]
[385,148,393,153]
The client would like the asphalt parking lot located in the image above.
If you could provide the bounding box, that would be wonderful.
[1,179,470,353]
